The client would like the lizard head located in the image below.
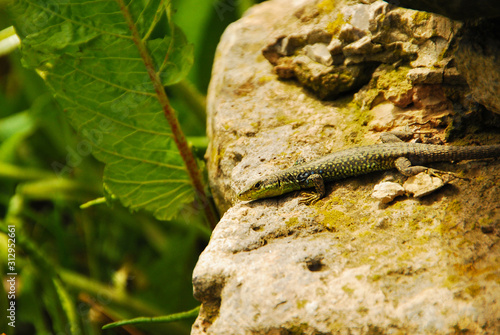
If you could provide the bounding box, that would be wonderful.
[237,175,284,201]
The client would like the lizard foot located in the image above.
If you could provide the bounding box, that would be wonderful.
[299,192,321,205]
[426,168,464,182]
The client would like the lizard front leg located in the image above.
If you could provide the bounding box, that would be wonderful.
[299,174,325,205]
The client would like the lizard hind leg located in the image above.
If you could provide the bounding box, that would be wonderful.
[394,157,461,180]
[395,157,428,176]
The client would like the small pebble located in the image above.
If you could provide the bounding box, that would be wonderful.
[304,43,333,66]
[372,181,405,203]
[403,173,447,198]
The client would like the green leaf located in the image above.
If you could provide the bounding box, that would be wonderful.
[0,26,20,56]
[10,0,196,220]
[53,278,79,335]
[0,111,36,162]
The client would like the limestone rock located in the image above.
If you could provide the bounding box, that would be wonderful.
[383,0,500,20]
[374,65,415,108]
[195,0,500,334]
[456,20,500,115]
[367,102,404,131]
[338,23,366,44]
[412,84,451,111]
[291,55,378,99]
[262,1,464,102]
[307,29,333,45]
[327,38,342,55]
[343,35,383,56]
[371,181,405,203]
[304,43,333,66]
[407,67,443,84]
[403,172,448,198]
[443,66,466,85]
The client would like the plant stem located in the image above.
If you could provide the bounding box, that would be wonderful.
[187,136,209,151]
[59,270,165,316]
[53,277,80,335]
[80,196,107,209]
[0,162,54,180]
[117,0,218,229]
[0,218,166,317]
[17,177,100,200]
[102,305,200,330]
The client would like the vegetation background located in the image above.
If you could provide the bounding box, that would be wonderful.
[0,0,262,334]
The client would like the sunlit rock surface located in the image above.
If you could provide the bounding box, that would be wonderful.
[192,1,500,334]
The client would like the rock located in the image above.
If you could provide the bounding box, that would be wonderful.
[403,172,451,198]
[272,53,378,100]
[373,65,414,108]
[411,38,450,68]
[304,43,333,66]
[307,29,332,44]
[273,57,296,79]
[372,181,405,203]
[411,84,451,111]
[455,19,500,114]
[262,34,307,65]
[262,0,463,101]
[368,102,404,131]
[481,225,495,234]
[443,66,466,85]
[292,55,378,99]
[338,23,366,44]
[327,38,343,55]
[195,0,500,334]
[407,67,443,84]
[343,35,383,56]
[341,1,380,31]
[383,0,500,20]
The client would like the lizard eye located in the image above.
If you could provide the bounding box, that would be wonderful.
[254,182,262,189]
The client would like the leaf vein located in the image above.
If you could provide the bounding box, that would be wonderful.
[24,0,133,40]
[133,184,188,208]
[154,188,193,213]
[56,94,173,137]
[92,143,186,171]
[106,177,190,185]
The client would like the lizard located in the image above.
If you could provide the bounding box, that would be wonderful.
[237,133,500,204]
